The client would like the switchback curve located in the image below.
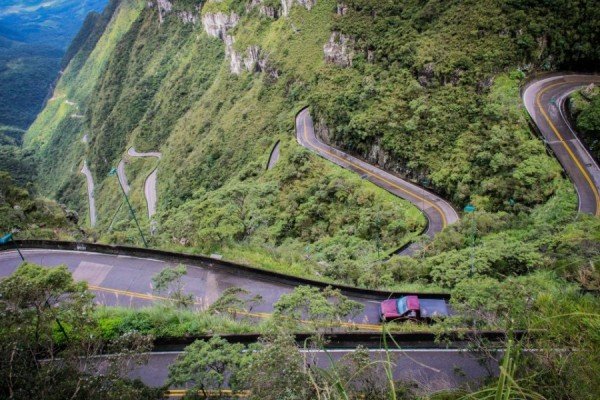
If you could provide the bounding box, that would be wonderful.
[523,74,600,216]
[296,108,459,255]
[127,147,162,218]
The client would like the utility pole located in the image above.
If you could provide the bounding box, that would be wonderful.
[464,204,476,276]
[108,167,148,248]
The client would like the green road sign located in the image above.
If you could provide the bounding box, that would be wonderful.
[0,233,13,244]
[464,204,476,213]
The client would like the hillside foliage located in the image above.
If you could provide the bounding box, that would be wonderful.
[23,0,600,290]
[570,84,600,161]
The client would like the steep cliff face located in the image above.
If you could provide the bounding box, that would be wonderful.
[323,31,353,67]
[280,0,316,16]
[26,0,423,284]
[24,0,599,284]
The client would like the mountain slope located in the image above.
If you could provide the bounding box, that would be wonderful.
[26,0,425,286]
[0,0,108,131]
[26,0,598,289]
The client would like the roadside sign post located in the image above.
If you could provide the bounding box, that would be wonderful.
[0,233,24,261]
[108,168,149,248]
[463,204,476,276]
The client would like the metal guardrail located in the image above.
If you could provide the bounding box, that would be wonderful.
[152,330,525,351]
[0,240,451,300]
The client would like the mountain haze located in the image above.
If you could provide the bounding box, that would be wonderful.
[0,0,107,132]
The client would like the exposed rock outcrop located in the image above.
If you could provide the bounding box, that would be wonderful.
[315,118,423,187]
[177,11,198,24]
[156,0,172,24]
[202,11,273,75]
[281,0,316,17]
[149,0,198,24]
[417,62,435,87]
[202,12,240,39]
[248,0,279,18]
[323,32,354,67]
[582,83,596,98]
[476,76,494,94]
[336,3,348,16]
[232,43,274,75]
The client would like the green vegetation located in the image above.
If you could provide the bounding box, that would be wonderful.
[0,122,81,239]
[0,262,162,399]
[0,0,108,131]
[18,0,600,296]
[0,171,80,239]
[3,260,600,398]
[310,0,594,210]
[0,39,60,130]
[95,305,262,339]
[570,83,600,161]
[152,264,194,308]
[26,0,425,285]
[4,0,599,397]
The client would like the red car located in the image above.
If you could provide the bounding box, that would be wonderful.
[380,295,449,322]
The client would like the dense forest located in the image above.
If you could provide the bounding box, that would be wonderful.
[0,0,107,132]
[570,83,600,161]
[1,0,599,397]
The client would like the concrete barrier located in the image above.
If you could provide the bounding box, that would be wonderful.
[1,240,451,300]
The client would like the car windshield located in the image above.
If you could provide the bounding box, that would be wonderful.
[396,297,408,314]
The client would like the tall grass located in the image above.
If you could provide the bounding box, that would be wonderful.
[95,305,267,339]
[458,339,544,400]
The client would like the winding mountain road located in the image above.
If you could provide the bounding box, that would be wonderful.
[523,74,600,215]
[0,247,494,392]
[117,159,131,194]
[0,248,385,330]
[296,108,460,254]
[80,161,97,227]
[126,147,162,218]
[267,140,281,169]
[11,73,599,394]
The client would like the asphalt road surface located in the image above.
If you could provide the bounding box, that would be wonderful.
[129,348,497,393]
[267,140,280,169]
[127,147,162,218]
[13,75,596,394]
[80,161,97,227]
[296,108,459,254]
[0,249,383,329]
[523,74,600,215]
[117,158,131,194]
[2,249,492,391]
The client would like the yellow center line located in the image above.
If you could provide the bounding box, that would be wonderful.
[535,80,600,216]
[166,389,250,398]
[88,285,383,331]
[301,112,448,227]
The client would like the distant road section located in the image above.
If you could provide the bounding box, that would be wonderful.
[117,159,130,194]
[80,161,97,227]
[267,140,281,170]
[523,74,600,216]
[127,147,162,218]
[296,108,459,254]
